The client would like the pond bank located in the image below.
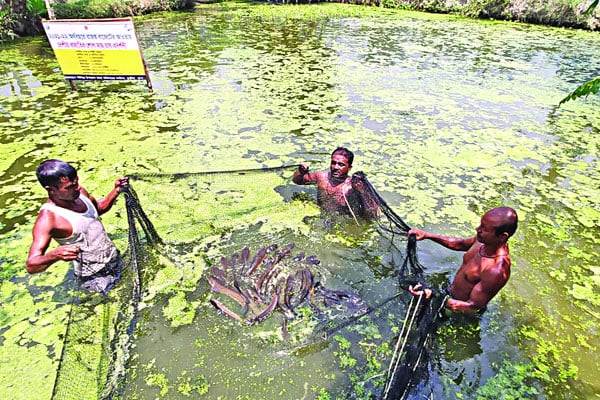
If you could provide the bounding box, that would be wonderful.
[2,0,599,41]
[369,0,600,31]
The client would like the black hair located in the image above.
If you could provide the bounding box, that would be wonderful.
[36,159,78,188]
[332,147,354,166]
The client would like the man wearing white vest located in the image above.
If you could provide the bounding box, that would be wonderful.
[26,159,128,294]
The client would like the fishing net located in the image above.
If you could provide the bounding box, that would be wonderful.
[356,173,447,400]
[51,185,161,400]
[128,165,302,240]
[50,165,301,399]
[51,166,441,400]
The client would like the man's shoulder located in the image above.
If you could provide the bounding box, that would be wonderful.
[312,170,330,181]
[39,201,57,215]
[33,205,59,232]
[481,257,511,283]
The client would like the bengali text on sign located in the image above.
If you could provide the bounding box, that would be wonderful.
[43,18,147,81]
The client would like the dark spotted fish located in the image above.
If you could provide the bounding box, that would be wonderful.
[278,297,295,321]
[243,286,263,303]
[229,252,239,267]
[255,259,275,294]
[220,256,230,269]
[211,266,226,282]
[292,252,305,262]
[260,267,282,297]
[283,274,297,311]
[314,285,369,314]
[248,280,282,324]
[305,255,320,265]
[282,318,290,340]
[272,243,294,265]
[296,268,313,307]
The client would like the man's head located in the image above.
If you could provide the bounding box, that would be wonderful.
[330,147,353,181]
[36,160,77,188]
[36,160,80,202]
[476,207,518,245]
[331,147,354,166]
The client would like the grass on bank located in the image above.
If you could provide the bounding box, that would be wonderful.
[1,0,599,42]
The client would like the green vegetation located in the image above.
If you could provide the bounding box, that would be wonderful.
[559,1,599,105]
[1,0,599,42]
[0,2,598,399]
[52,0,195,19]
[0,0,195,41]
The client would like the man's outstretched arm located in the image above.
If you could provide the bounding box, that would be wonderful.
[408,228,476,251]
[292,164,318,185]
[86,177,129,215]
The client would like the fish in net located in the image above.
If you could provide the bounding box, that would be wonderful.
[51,166,441,400]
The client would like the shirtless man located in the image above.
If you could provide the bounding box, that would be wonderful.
[292,147,378,219]
[26,159,129,294]
[408,207,518,313]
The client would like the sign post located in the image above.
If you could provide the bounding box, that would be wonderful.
[42,18,152,91]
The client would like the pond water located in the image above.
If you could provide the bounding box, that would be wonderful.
[0,3,598,400]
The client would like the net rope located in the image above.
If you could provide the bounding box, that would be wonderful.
[128,164,298,181]
[358,174,444,400]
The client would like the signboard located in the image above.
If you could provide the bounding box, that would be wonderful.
[42,18,151,88]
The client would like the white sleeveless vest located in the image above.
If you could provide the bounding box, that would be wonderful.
[40,194,118,277]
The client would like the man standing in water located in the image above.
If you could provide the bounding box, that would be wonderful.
[26,159,129,294]
[292,147,379,219]
[408,207,518,313]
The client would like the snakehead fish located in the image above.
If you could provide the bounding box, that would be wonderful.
[246,244,273,276]
[206,275,248,309]
[210,299,242,322]
[207,244,367,332]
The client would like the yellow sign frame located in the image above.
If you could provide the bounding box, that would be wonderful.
[42,18,152,91]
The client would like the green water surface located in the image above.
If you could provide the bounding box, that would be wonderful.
[0,3,598,399]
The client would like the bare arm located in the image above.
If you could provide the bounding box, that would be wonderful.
[445,261,509,312]
[85,177,128,215]
[26,212,80,274]
[408,228,476,251]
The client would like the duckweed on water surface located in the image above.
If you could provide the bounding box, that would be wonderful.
[0,3,599,399]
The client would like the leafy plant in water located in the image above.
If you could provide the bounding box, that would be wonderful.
[145,372,170,396]
[583,0,599,15]
[334,335,357,369]
[316,388,332,400]
[559,77,600,105]
[514,324,580,397]
[176,374,209,396]
[331,319,389,399]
